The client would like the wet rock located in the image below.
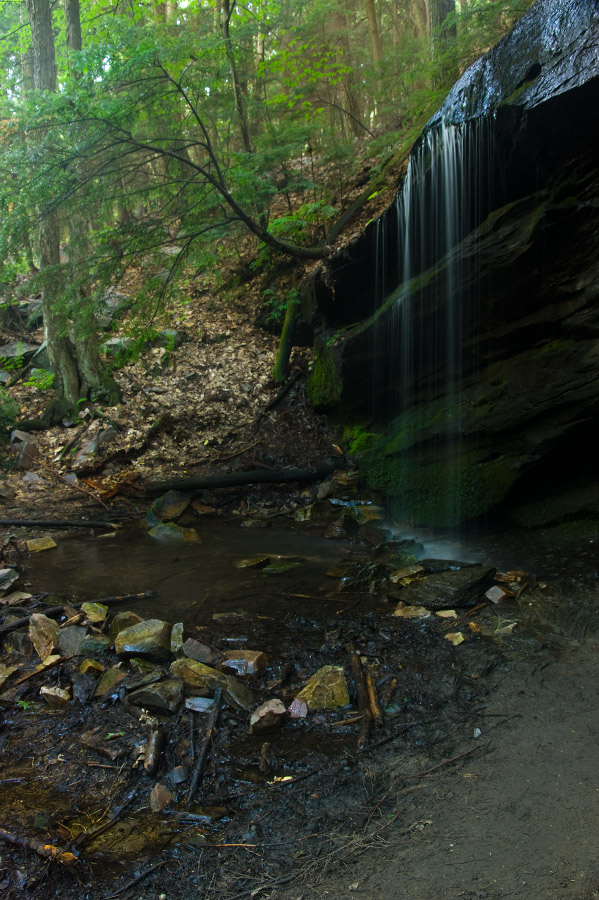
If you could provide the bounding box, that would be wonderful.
[296,665,350,710]
[191,500,217,516]
[400,566,496,610]
[110,611,144,637]
[58,625,89,656]
[294,500,338,526]
[485,585,510,604]
[115,619,172,660]
[0,568,19,592]
[220,650,268,677]
[169,765,189,785]
[249,698,286,735]
[94,667,127,697]
[40,685,71,708]
[128,679,183,713]
[339,562,388,594]
[81,602,108,623]
[149,783,174,812]
[80,726,125,761]
[72,671,98,704]
[79,658,106,675]
[150,490,191,522]
[234,555,270,569]
[389,564,426,583]
[212,611,249,624]
[29,613,59,661]
[1,590,32,605]
[148,522,200,542]
[26,536,57,553]
[7,632,33,655]
[183,638,220,666]
[0,664,18,691]
[287,698,309,719]
[392,602,432,619]
[171,622,184,655]
[185,697,215,713]
[324,514,360,539]
[79,632,112,655]
[170,658,253,711]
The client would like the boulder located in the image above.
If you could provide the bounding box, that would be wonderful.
[128,679,183,713]
[249,699,286,735]
[114,619,172,661]
[170,658,253,711]
[399,566,496,611]
[295,665,350,711]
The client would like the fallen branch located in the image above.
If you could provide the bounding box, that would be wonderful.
[347,643,373,750]
[0,827,77,866]
[103,860,166,899]
[213,439,261,462]
[0,519,120,528]
[145,462,344,495]
[37,461,110,510]
[0,591,158,636]
[409,742,486,777]
[186,686,222,809]
[365,669,383,724]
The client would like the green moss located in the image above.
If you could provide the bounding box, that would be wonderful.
[361,444,519,527]
[341,424,380,458]
[533,338,575,358]
[306,344,342,410]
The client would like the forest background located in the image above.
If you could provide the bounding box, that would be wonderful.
[0,0,532,432]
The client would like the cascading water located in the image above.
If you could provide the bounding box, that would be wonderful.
[371,118,495,525]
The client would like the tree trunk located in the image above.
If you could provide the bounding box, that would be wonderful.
[221,0,253,154]
[365,0,383,65]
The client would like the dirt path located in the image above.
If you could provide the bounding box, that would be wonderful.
[280,645,599,900]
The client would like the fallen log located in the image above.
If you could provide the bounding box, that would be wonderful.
[0,519,121,528]
[145,462,344,495]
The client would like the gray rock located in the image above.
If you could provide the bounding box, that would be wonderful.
[128,678,183,713]
[79,633,112,655]
[72,671,98,704]
[170,658,253,711]
[150,490,192,522]
[58,625,89,656]
[183,638,220,666]
[400,566,496,610]
[114,619,172,661]
[0,568,19,592]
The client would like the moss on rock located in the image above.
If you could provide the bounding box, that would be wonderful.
[306,344,342,410]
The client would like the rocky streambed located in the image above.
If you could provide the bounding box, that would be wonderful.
[2,472,596,900]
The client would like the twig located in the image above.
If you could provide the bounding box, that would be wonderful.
[213,439,261,462]
[37,460,110,510]
[347,643,373,750]
[409,743,486,777]
[186,686,222,808]
[223,872,297,900]
[0,827,77,866]
[0,519,121,528]
[102,860,166,899]
[365,669,383,724]
[0,591,158,636]
[13,656,69,686]
[73,779,140,850]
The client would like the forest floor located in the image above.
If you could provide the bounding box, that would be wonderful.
[1,238,599,900]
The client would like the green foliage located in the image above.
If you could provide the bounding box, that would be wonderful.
[24,368,55,391]
[0,387,18,440]
[262,286,300,327]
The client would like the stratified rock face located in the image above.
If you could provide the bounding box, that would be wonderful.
[307,0,599,526]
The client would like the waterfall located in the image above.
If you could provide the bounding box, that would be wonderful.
[372,118,495,526]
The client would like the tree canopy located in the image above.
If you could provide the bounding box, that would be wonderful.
[0,0,532,414]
